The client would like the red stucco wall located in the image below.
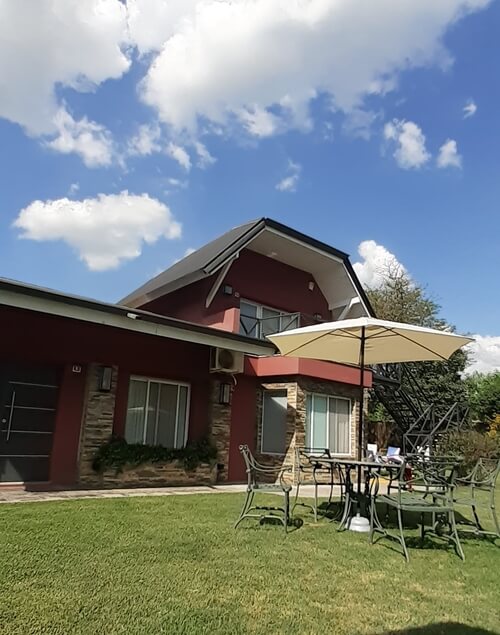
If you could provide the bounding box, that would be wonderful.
[228,374,258,482]
[142,248,330,330]
[0,306,212,485]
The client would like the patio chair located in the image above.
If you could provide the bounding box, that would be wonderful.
[369,457,465,562]
[234,444,294,533]
[292,447,344,521]
[453,457,500,538]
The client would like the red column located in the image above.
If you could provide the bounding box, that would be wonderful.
[49,364,88,486]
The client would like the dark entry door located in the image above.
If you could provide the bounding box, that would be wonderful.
[0,364,60,483]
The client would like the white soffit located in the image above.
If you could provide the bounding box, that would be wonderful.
[247,228,369,317]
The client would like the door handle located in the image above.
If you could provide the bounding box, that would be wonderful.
[6,390,15,442]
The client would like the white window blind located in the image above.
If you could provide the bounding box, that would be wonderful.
[261,390,287,454]
[306,394,351,455]
[125,378,189,448]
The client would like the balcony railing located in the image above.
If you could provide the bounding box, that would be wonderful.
[239,311,324,340]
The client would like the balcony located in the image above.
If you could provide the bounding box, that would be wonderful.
[239,309,324,340]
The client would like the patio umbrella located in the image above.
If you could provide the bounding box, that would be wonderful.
[267,317,473,530]
[268,316,472,457]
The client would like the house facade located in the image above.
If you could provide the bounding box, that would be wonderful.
[0,218,373,489]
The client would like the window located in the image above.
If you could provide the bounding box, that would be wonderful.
[305,394,351,455]
[124,377,190,448]
[239,300,299,339]
[261,390,287,454]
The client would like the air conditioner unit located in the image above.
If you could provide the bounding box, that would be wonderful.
[210,348,244,374]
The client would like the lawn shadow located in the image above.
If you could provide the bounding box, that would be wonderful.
[373,623,499,635]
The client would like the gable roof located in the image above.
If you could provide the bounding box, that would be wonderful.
[121,217,375,316]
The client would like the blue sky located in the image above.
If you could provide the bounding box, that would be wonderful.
[0,0,499,372]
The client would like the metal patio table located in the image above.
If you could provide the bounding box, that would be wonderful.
[316,457,402,532]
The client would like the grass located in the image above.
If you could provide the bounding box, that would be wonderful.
[0,490,499,635]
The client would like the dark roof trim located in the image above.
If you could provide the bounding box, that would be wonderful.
[0,277,275,354]
[262,218,349,261]
[203,218,266,274]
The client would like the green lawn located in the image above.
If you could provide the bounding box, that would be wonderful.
[0,491,499,635]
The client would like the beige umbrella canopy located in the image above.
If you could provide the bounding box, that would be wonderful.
[267,317,473,457]
[267,317,472,366]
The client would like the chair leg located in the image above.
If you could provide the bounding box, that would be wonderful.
[284,490,290,534]
[338,487,352,531]
[490,497,500,537]
[314,482,319,522]
[369,496,376,544]
[397,508,409,562]
[471,503,484,533]
[291,480,301,513]
[449,510,465,561]
[235,489,252,528]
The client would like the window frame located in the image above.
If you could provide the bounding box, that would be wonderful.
[239,299,298,340]
[126,375,191,448]
[260,389,288,456]
[306,392,352,457]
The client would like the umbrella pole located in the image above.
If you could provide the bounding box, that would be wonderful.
[357,326,366,499]
[349,326,370,532]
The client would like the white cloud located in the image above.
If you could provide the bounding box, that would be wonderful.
[128,123,161,156]
[0,1,491,163]
[465,336,500,375]
[166,142,192,171]
[46,109,114,167]
[139,0,491,135]
[276,160,301,193]
[68,182,80,196]
[237,106,281,137]
[437,139,462,169]
[194,141,216,168]
[0,0,130,136]
[13,191,181,271]
[167,178,188,189]
[342,109,377,140]
[353,240,406,289]
[384,119,431,169]
[463,100,477,119]
[127,0,199,55]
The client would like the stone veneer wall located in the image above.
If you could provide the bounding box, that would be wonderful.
[78,364,119,487]
[78,364,219,488]
[254,377,362,483]
[208,377,233,482]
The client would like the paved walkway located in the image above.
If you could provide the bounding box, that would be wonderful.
[0,484,343,505]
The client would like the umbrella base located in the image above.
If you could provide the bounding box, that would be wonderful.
[348,513,371,533]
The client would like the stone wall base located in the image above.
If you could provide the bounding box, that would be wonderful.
[79,461,217,489]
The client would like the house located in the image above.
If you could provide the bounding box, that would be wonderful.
[0,218,373,489]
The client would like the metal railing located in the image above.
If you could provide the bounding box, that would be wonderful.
[239,311,323,340]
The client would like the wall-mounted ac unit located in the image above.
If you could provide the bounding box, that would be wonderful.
[210,348,244,374]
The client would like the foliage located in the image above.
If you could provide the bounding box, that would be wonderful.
[366,265,469,420]
[466,371,500,425]
[92,436,217,473]
[368,264,443,328]
[437,429,500,476]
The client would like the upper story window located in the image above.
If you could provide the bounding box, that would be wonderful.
[239,300,299,339]
[124,377,190,448]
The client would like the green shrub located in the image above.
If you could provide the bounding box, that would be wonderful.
[92,436,218,474]
[437,430,500,476]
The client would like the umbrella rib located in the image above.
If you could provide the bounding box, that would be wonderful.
[385,327,451,362]
[277,327,359,358]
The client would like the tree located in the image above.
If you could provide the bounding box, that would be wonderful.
[466,371,500,425]
[366,265,469,423]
